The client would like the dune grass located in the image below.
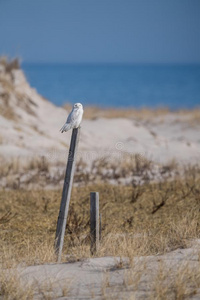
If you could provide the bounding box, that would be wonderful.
[64,103,200,124]
[0,169,200,298]
[0,166,200,265]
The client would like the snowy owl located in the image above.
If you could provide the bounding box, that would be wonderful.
[60,103,84,133]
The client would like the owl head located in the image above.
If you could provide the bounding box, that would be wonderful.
[73,103,83,109]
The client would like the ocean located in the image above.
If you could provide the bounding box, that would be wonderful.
[22,64,200,109]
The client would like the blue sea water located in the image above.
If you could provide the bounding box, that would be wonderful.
[22,64,200,109]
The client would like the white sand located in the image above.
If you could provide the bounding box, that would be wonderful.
[9,241,200,299]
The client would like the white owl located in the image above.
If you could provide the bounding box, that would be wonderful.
[60,103,84,133]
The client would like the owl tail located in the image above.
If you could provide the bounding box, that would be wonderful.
[60,123,72,133]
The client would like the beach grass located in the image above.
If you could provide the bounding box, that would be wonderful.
[1,167,200,298]
[0,165,200,266]
[64,103,200,124]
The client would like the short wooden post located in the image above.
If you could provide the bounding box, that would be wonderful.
[99,213,102,241]
[55,127,80,262]
[90,192,99,255]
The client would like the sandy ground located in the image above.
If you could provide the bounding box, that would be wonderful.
[4,241,200,299]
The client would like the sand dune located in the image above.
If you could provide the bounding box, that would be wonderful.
[0,62,199,167]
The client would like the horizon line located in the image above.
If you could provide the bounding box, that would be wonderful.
[21,61,200,66]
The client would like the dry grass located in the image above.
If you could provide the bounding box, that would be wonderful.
[99,258,200,299]
[64,103,170,120]
[0,56,20,72]
[64,103,200,124]
[0,87,17,120]
[0,56,38,121]
[0,270,34,300]
[0,167,200,264]
[150,262,200,300]
[0,156,52,189]
[0,154,180,189]
[0,268,72,300]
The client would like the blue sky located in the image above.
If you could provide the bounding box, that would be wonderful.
[0,0,200,63]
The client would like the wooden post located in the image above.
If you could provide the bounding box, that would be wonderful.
[99,213,102,241]
[55,127,80,262]
[90,192,99,255]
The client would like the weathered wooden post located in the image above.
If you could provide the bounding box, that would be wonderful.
[55,127,80,262]
[90,192,99,255]
[99,213,102,241]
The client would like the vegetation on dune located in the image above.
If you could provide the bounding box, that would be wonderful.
[64,103,200,124]
[0,154,180,189]
[0,167,200,298]
[0,166,200,266]
[0,56,20,121]
[0,56,38,121]
[0,56,20,72]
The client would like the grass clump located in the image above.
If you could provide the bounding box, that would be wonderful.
[0,270,34,300]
